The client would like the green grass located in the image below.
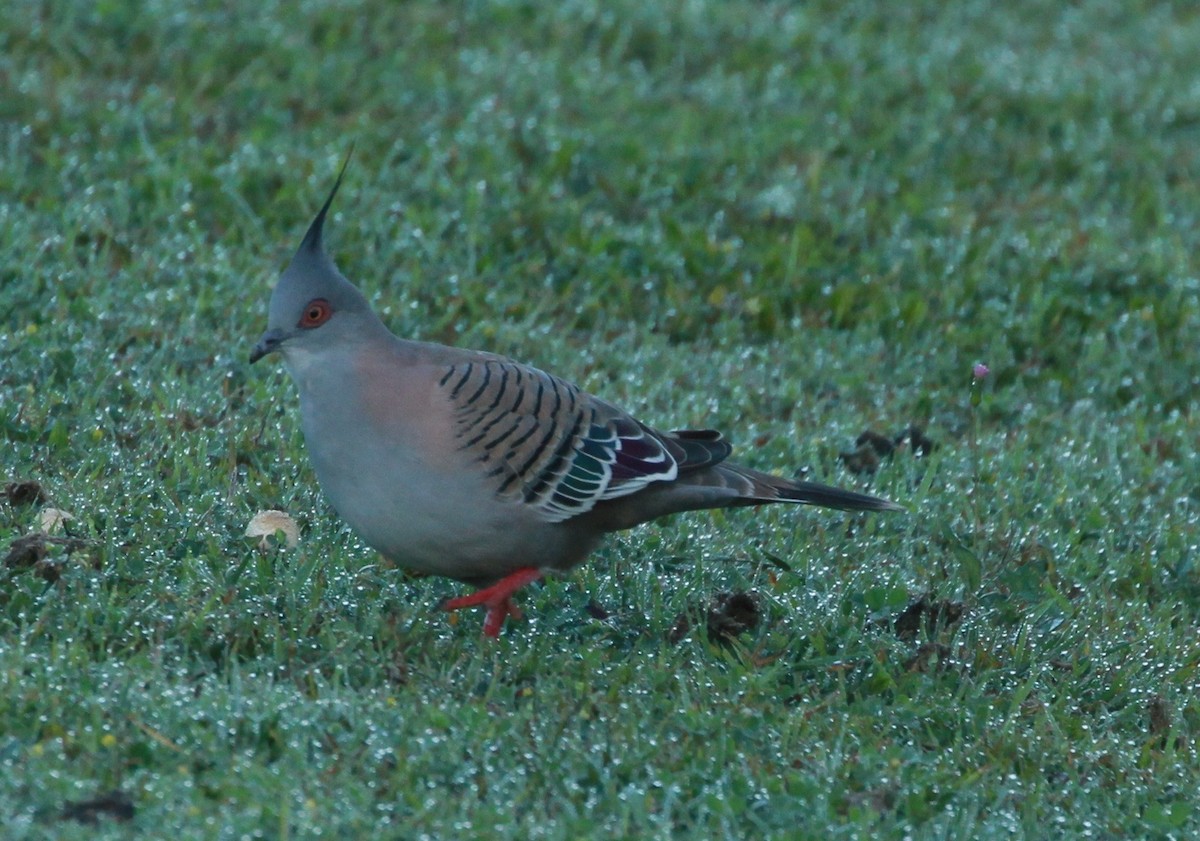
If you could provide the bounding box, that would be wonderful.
[3,0,1200,837]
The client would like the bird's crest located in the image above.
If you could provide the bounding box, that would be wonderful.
[298,146,355,256]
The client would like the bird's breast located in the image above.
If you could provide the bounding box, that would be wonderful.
[292,351,593,579]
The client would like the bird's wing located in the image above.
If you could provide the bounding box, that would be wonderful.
[437,358,728,523]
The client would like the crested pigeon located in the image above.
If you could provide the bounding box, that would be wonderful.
[251,165,903,637]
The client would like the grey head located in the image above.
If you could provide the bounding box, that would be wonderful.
[250,157,385,365]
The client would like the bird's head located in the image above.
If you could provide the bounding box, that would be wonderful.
[250,154,379,367]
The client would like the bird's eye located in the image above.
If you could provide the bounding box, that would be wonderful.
[298,299,332,328]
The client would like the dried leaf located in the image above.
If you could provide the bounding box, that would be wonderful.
[706,590,761,641]
[39,508,73,534]
[1149,694,1172,736]
[245,509,300,549]
[60,791,135,825]
[892,596,965,641]
[4,480,47,507]
[4,532,91,581]
[668,590,762,645]
[4,533,48,570]
[895,425,936,456]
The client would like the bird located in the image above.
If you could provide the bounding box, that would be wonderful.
[251,162,903,637]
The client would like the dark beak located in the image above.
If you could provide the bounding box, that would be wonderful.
[250,329,285,363]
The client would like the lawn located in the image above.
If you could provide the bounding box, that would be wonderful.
[2,1,1199,837]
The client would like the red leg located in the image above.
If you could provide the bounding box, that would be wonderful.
[442,567,543,637]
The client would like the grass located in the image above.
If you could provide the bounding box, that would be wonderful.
[2,0,1200,837]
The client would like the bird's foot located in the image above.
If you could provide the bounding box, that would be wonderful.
[442,567,543,637]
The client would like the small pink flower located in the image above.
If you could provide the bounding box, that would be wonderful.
[972,363,990,380]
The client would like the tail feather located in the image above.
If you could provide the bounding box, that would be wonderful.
[592,460,903,530]
[768,480,904,512]
[712,463,903,512]
[655,428,903,513]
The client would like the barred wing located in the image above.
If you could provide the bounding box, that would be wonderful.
[439,359,726,523]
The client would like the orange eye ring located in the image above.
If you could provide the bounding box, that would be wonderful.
[299,298,333,328]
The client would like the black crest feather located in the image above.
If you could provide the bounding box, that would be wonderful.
[300,146,355,254]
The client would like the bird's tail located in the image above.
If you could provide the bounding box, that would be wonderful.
[595,461,903,530]
[714,463,904,512]
[764,477,903,512]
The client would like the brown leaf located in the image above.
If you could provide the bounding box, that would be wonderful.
[4,533,48,570]
[838,784,898,816]
[1148,694,1172,736]
[856,430,897,457]
[668,590,762,644]
[39,508,74,534]
[707,590,761,641]
[895,425,936,456]
[60,791,135,825]
[893,596,965,641]
[839,443,882,475]
[903,642,952,673]
[841,426,937,474]
[667,612,691,645]
[245,509,300,550]
[4,532,93,581]
[4,480,47,507]
[583,600,611,621]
